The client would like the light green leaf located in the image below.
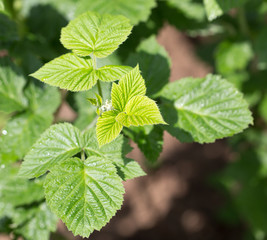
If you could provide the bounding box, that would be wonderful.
[60,11,132,58]
[123,125,163,164]
[159,74,253,143]
[87,98,98,106]
[126,36,171,97]
[215,41,253,75]
[204,0,249,21]
[96,111,123,147]
[111,65,146,112]
[76,0,156,25]
[83,129,145,180]
[44,157,124,237]
[95,65,132,82]
[0,112,52,163]
[116,95,166,127]
[0,57,27,113]
[19,123,82,178]
[13,203,58,240]
[31,53,131,91]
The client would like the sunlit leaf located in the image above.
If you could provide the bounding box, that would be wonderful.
[159,74,253,143]
[44,157,124,237]
[60,11,132,58]
[116,95,166,127]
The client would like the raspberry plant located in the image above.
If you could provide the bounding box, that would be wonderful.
[0,0,262,239]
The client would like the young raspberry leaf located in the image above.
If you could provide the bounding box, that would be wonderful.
[44,157,124,237]
[116,96,166,127]
[87,98,98,106]
[30,53,131,91]
[97,65,166,146]
[111,65,146,112]
[60,11,133,58]
[96,111,123,147]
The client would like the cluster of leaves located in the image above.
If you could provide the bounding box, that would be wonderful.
[0,0,262,239]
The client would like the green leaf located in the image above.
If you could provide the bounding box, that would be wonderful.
[83,129,145,180]
[111,65,146,112]
[31,53,131,91]
[0,57,27,113]
[0,83,60,163]
[0,13,19,48]
[126,35,171,97]
[167,0,206,22]
[44,157,124,237]
[116,95,166,127]
[76,0,156,25]
[0,112,52,163]
[124,125,163,164]
[0,165,44,207]
[215,41,253,75]
[60,11,132,58]
[95,93,102,106]
[96,111,123,147]
[95,65,132,82]
[20,0,77,20]
[87,98,98,106]
[13,203,58,240]
[159,74,253,143]
[204,0,249,21]
[0,1,4,12]
[19,123,83,178]
[24,83,61,115]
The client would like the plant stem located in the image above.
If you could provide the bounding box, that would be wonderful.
[81,150,85,161]
[97,80,103,98]
[92,53,103,98]
[237,6,249,37]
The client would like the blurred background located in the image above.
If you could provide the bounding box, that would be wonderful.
[1,0,267,240]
